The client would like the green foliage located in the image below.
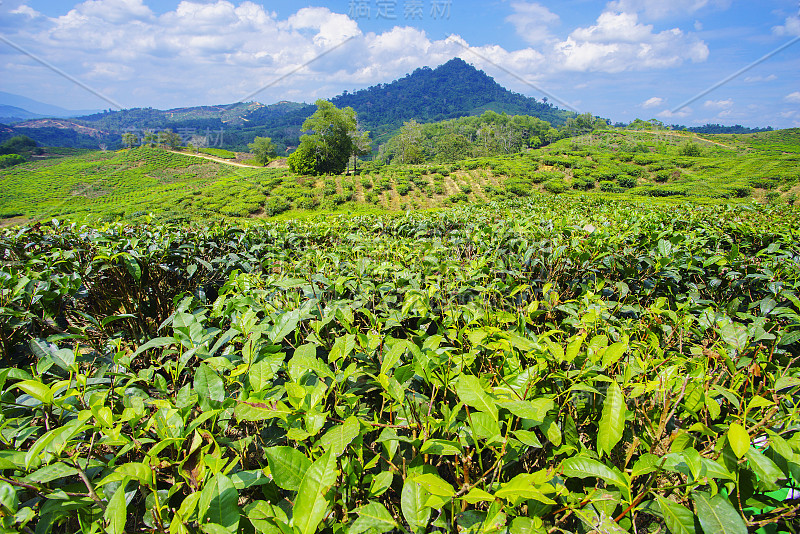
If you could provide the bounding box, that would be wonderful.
[200,147,237,159]
[0,135,36,155]
[543,178,567,194]
[0,154,25,168]
[679,142,703,157]
[1,198,800,533]
[617,174,637,188]
[295,100,358,175]
[248,136,277,166]
[287,143,317,175]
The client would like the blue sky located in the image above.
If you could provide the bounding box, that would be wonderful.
[1,0,798,127]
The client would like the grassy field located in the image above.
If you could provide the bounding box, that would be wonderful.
[1,128,798,224]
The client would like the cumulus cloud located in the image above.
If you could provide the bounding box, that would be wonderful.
[786,92,800,103]
[606,0,731,20]
[704,98,733,109]
[553,11,709,72]
[10,5,41,18]
[0,0,712,109]
[641,97,664,108]
[773,15,800,36]
[506,2,560,44]
[657,107,692,119]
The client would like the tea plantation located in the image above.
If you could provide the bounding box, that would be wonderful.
[1,129,799,225]
[1,194,799,533]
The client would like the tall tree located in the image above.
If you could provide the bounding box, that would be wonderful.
[121,133,139,149]
[349,128,372,174]
[249,136,277,166]
[397,120,425,164]
[291,100,358,175]
[158,129,182,149]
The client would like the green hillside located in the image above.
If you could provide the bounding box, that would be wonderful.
[3,58,576,152]
[2,128,798,225]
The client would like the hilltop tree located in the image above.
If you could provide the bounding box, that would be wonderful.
[158,130,182,150]
[121,133,139,148]
[249,136,277,166]
[0,135,36,155]
[288,100,358,175]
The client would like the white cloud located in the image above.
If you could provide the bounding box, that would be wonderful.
[657,107,692,118]
[773,15,800,36]
[554,11,709,72]
[606,0,731,20]
[506,2,560,44]
[786,92,800,103]
[0,0,715,111]
[10,5,41,18]
[744,74,777,83]
[704,98,733,109]
[642,97,664,108]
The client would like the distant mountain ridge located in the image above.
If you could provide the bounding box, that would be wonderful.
[2,58,575,150]
[0,91,100,119]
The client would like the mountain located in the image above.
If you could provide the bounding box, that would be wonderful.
[0,105,44,123]
[330,58,573,140]
[0,91,100,118]
[6,58,576,150]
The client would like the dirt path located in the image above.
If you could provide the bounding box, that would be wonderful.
[167,150,261,168]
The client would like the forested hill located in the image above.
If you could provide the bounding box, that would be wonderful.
[5,58,575,150]
[328,58,574,140]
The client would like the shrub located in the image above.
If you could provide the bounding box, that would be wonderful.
[617,174,637,188]
[749,177,780,190]
[599,180,622,192]
[572,178,595,191]
[679,142,703,157]
[264,196,290,216]
[446,192,469,204]
[396,183,411,196]
[531,171,563,184]
[504,178,531,197]
[543,179,567,194]
[654,170,672,183]
[0,154,25,168]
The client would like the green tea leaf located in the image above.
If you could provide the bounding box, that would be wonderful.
[561,457,628,493]
[420,439,463,456]
[198,474,239,531]
[14,380,52,404]
[104,482,128,534]
[495,473,556,504]
[194,363,225,406]
[349,501,397,534]
[413,473,455,497]
[501,398,554,422]
[264,446,311,491]
[401,476,431,534]
[727,423,750,458]
[597,381,626,457]
[692,492,746,534]
[293,450,337,534]
[456,374,498,421]
[318,416,360,457]
[655,495,696,534]
[601,342,627,368]
[269,309,300,344]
